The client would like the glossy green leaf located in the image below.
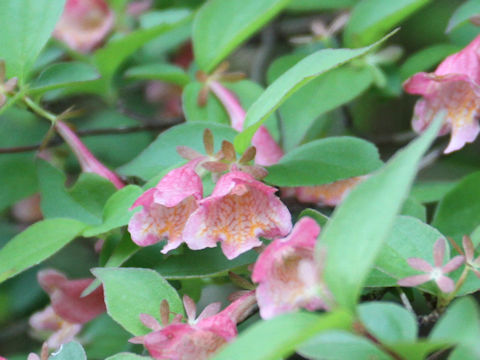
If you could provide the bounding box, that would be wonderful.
[30,62,100,94]
[287,0,357,11]
[125,63,190,86]
[358,302,417,344]
[265,137,382,186]
[212,311,353,360]
[297,330,392,360]
[400,197,426,222]
[432,171,480,242]
[83,185,143,237]
[411,181,458,204]
[299,209,329,227]
[234,32,396,153]
[48,341,86,360]
[94,11,192,89]
[118,122,237,180]
[447,0,480,33]
[318,114,443,310]
[344,0,430,47]
[0,0,65,82]
[0,218,86,283]
[399,44,461,80]
[388,341,448,360]
[37,161,117,225]
[193,0,290,72]
[93,267,183,336]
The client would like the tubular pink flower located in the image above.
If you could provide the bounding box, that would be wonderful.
[183,170,292,259]
[404,34,480,153]
[133,292,256,360]
[29,306,82,349]
[398,238,465,293]
[294,176,367,206]
[53,0,114,53]
[209,81,284,166]
[128,161,203,253]
[252,217,326,319]
[55,121,125,189]
[38,269,106,324]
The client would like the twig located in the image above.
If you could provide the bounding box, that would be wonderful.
[0,121,183,154]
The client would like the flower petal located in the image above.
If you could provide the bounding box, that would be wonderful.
[436,275,455,293]
[442,255,465,273]
[433,238,446,268]
[463,235,475,262]
[406,258,433,272]
[397,274,432,287]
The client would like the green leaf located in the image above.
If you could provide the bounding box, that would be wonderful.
[388,341,449,360]
[94,11,192,90]
[182,82,230,124]
[212,311,353,360]
[358,302,417,343]
[344,0,431,47]
[287,0,358,11]
[0,218,86,283]
[83,185,143,237]
[411,181,458,204]
[318,113,443,311]
[118,122,237,180]
[125,63,190,86]
[193,0,290,72]
[299,209,329,227]
[447,0,480,33]
[368,216,446,294]
[48,341,86,360]
[234,31,396,153]
[432,171,480,242]
[399,44,461,80]
[297,330,392,360]
[401,197,426,222]
[106,354,153,360]
[93,267,183,336]
[0,0,66,82]
[279,66,374,151]
[29,62,100,94]
[265,137,382,187]
[37,161,117,225]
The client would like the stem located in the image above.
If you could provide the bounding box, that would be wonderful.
[437,266,470,311]
[23,97,57,123]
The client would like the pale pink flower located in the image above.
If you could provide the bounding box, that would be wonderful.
[29,306,82,349]
[404,34,480,153]
[127,0,153,17]
[128,161,203,254]
[252,217,327,319]
[294,176,367,206]
[55,121,125,189]
[462,235,480,278]
[53,0,114,53]
[208,81,284,166]
[398,238,465,293]
[38,269,106,324]
[131,292,256,360]
[183,170,292,259]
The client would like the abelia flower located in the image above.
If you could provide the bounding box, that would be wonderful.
[29,306,82,349]
[38,269,106,324]
[128,161,203,253]
[131,292,256,360]
[53,0,114,53]
[294,176,367,206]
[398,238,465,293]
[55,121,125,189]
[252,217,328,319]
[404,34,480,153]
[183,170,292,259]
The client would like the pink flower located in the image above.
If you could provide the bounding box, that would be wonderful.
[53,0,114,53]
[131,292,256,360]
[294,176,367,206]
[183,170,292,259]
[398,238,465,293]
[127,0,152,17]
[252,217,327,319]
[462,235,480,278]
[404,34,480,153]
[38,269,106,324]
[29,306,82,349]
[55,121,125,189]
[128,161,203,254]
[208,80,284,166]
